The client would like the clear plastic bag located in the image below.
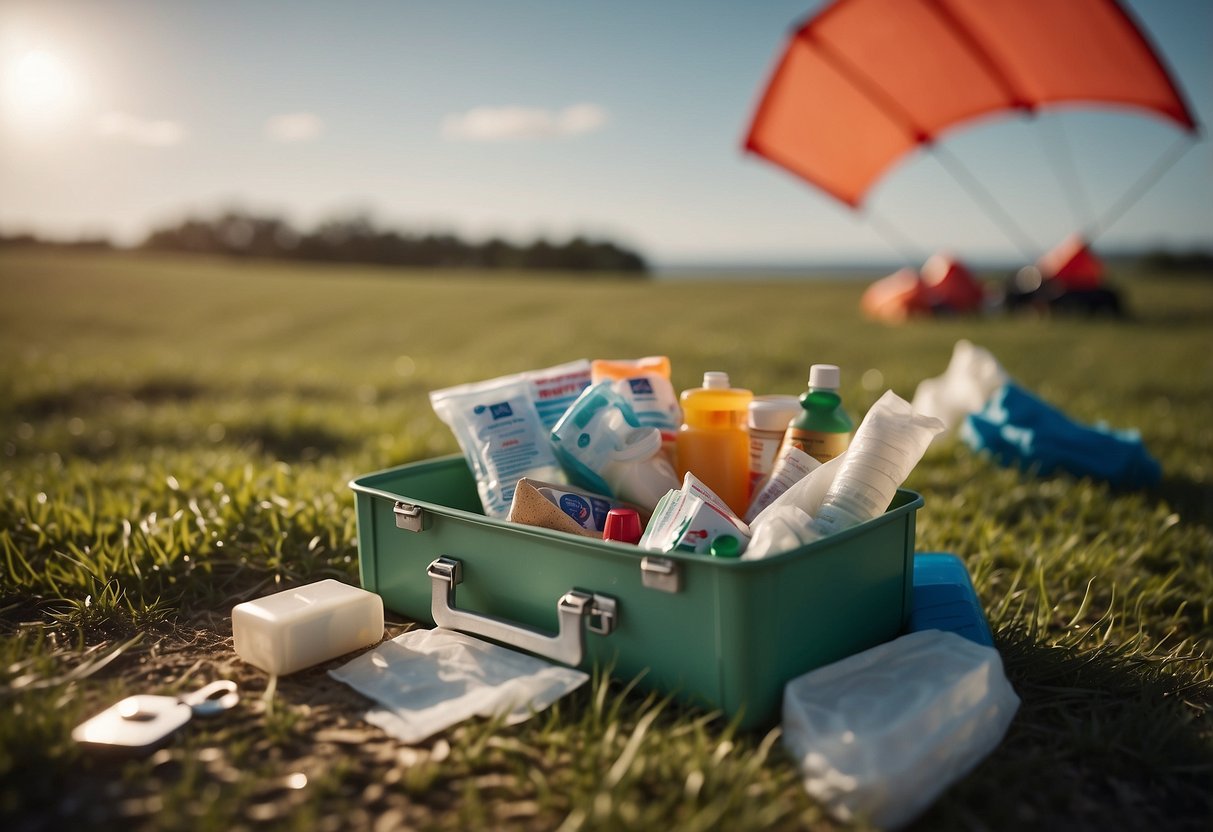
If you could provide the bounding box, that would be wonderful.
[910,339,1008,440]
[783,630,1019,829]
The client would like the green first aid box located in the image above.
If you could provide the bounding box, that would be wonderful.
[351,455,923,729]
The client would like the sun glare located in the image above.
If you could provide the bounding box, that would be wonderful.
[2,48,79,129]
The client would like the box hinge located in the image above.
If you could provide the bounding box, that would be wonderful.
[393,501,427,532]
[640,555,682,593]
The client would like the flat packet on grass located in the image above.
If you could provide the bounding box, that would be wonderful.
[329,628,589,745]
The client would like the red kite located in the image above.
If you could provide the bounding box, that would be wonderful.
[745,0,1197,210]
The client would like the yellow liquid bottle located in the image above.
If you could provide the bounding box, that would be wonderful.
[676,372,753,517]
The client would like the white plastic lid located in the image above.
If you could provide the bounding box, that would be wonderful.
[702,371,730,389]
[808,364,840,390]
[612,427,663,462]
[748,395,801,430]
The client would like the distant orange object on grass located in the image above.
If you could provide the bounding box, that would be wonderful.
[921,253,985,313]
[1037,234,1105,291]
[861,267,927,323]
[862,254,985,323]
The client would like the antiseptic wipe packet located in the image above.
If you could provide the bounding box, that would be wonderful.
[430,374,566,518]
[524,359,593,429]
[639,472,750,555]
[329,628,589,745]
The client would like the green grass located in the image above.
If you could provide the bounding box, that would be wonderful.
[1,248,1211,830]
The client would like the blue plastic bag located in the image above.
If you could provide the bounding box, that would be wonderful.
[961,383,1161,489]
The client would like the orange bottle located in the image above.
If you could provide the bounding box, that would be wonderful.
[676,372,753,517]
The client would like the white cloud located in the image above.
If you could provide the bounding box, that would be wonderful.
[265,112,324,142]
[442,103,608,141]
[94,111,185,147]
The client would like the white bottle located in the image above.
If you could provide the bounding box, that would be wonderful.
[747,395,802,492]
[601,427,680,512]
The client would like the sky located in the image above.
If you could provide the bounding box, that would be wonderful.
[0,0,1210,268]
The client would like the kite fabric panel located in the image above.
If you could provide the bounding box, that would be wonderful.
[744,0,1197,208]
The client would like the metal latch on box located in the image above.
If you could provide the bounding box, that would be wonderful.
[570,590,618,636]
[640,555,682,593]
[394,501,426,532]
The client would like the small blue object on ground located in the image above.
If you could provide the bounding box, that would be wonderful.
[960,382,1162,490]
[909,553,994,648]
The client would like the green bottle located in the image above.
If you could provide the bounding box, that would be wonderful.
[781,364,853,463]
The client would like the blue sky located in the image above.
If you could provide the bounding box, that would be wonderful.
[1,0,1209,267]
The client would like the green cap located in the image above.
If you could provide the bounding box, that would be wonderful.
[709,534,742,558]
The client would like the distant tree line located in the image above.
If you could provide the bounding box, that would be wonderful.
[0,232,113,252]
[1136,247,1213,274]
[138,211,649,274]
[0,211,650,274]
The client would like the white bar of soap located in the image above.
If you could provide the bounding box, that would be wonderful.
[232,579,384,675]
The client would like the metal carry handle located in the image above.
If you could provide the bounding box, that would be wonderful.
[426,556,617,666]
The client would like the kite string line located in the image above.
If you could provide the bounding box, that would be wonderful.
[1038,113,1096,235]
[860,206,927,265]
[1089,131,1197,243]
[930,143,1040,260]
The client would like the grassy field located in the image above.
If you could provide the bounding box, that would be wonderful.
[1,248,1210,830]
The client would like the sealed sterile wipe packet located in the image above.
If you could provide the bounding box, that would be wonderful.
[429,374,566,518]
[523,359,593,429]
[782,629,1019,829]
[329,627,589,745]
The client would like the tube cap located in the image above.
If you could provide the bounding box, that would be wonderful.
[748,395,801,431]
[709,534,742,558]
[602,509,642,544]
[809,364,840,391]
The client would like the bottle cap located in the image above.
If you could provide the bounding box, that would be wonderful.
[748,395,801,431]
[602,508,642,544]
[612,427,662,462]
[709,534,742,558]
[702,371,730,389]
[808,364,840,391]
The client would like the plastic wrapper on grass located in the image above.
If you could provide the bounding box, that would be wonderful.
[782,630,1019,829]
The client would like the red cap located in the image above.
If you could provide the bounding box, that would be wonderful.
[602,508,642,544]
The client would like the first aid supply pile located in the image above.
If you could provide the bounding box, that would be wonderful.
[430,356,943,559]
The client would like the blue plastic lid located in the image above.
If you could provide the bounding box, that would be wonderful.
[908,553,995,648]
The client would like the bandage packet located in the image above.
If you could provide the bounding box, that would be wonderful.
[507,478,641,538]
